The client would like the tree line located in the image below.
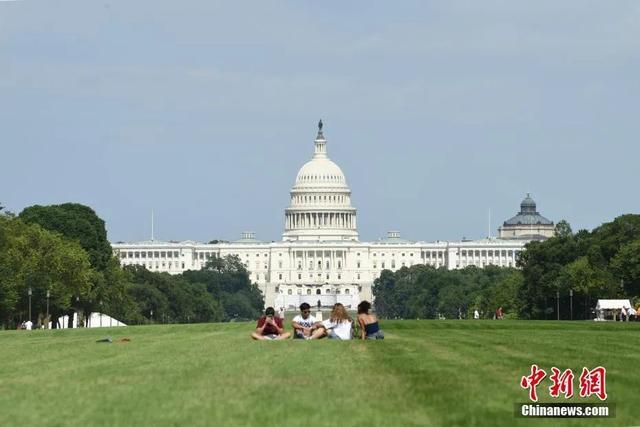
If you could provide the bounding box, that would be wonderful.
[518,216,640,319]
[0,203,263,329]
[373,215,640,320]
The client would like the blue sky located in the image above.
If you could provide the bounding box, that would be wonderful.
[2,1,639,243]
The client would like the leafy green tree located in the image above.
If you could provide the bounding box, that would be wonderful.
[19,204,112,270]
[610,241,640,297]
[0,215,91,328]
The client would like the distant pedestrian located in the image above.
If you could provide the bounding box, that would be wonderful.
[496,307,503,320]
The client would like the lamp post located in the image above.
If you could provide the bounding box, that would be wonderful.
[150,309,153,322]
[46,290,50,329]
[28,287,32,323]
[556,289,560,321]
[569,289,573,321]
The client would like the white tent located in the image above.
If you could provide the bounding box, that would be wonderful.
[595,299,632,321]
[49,312,127,329]
[595,299,632,310]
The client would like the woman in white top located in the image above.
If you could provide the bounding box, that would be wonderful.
[309,303,353,340]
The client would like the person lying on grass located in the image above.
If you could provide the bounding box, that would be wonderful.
[309,303,353,340]
[357,300,384,340]
[292,302,319,339]
[251,307,291,340]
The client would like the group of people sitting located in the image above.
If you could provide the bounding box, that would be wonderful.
[250,301,384,341]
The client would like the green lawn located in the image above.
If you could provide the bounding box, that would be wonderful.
[1,320,638,427]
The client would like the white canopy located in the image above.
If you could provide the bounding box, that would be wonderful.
[49,312,127,329]
[595,299,632,310]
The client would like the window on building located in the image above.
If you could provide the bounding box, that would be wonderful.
[326,274,329,280]
[345,289,350,294]
[325,288,330,294]
[326,261,329,269]
[278,261,283,268]
[298,273,302,280]
[391,260,396,269]
[336,290,341,295]
[316,289,321,295]
[278,274,282,280]
[288,289,292,295]
[297,289,302,295]
[337,261,342,269]
[307,289,311,295]
[382,262,385,269]
[337,274,341,280]
[357,261,361,268]
[357,273,360,280]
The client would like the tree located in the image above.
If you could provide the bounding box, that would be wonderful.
[0,215,92,328]
[555,220,573,238]
[19,203,112,271]
[19,203,135,326]
[610,241,640,297]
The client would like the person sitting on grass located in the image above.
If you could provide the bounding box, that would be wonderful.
[251,307,291,340]
[292,302,318,339]
[309,303,353,340]
[357,301,384,340]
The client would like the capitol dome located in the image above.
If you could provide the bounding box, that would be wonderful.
[294,158,348,189]
[283,121,358,242]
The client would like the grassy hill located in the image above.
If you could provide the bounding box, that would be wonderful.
[1,320,638,426]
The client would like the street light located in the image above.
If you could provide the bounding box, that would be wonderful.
[569,289,573,321]
[28,287,32,324]
[46,290,50,329]
[556,289,560,321]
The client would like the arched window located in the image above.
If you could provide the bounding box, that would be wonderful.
[316,289,321,295]
[307,289,312,295]
[287,289,292,295]
[345,289,350,294]
[325,288,330,294]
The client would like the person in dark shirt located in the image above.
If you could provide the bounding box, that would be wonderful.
[251,307,291,340]
[357,301,384,340]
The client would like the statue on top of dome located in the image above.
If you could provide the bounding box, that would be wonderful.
[318,119,323,132]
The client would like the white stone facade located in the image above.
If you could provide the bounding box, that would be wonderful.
[112,122,531,309]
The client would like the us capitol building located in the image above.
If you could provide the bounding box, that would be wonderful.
[113,122,555,309]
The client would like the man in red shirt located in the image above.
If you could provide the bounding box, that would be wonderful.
[251,307,291,340]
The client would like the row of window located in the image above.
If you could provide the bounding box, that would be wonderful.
[121,260,185,269]
[121,251,181,259]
